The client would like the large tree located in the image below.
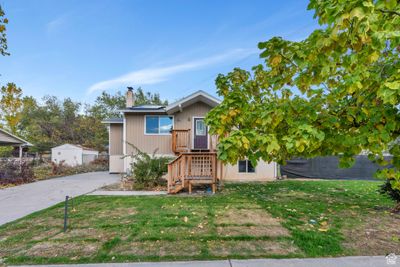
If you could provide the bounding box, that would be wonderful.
[206,0,400,208]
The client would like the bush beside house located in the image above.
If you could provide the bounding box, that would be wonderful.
[124,143,172,190]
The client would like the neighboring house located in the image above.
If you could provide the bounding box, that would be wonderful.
[51,144,99,167]
[0,128,32,158]
[103,88,277,193]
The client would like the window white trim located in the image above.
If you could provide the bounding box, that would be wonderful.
[192,116,209,150]
[144,115,174,135]
[238,159,256,173]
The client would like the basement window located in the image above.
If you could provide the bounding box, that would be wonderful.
[145,115,174,135]
[238,160,255,173]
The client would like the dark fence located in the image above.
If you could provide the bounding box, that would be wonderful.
[280,155,393,180]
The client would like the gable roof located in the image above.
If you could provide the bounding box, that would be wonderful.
[0,128,33,146]
[118,90,221,114]
[119,104,167,114]
[165,90,221,114]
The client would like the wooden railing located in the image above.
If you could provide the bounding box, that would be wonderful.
[172,129,218,153]
[168,152,218,193]
[171,129,191,154]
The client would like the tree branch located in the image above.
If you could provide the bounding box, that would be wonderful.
[378,9,400,16]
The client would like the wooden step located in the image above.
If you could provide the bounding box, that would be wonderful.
[168,184,184,194]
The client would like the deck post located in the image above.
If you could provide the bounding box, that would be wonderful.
[181,155,186,188]
[19,145,23,161]
[168,164,172,193]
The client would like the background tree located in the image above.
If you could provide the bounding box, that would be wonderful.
[0,83,23,134]
[17,89,169,155]
[206,0,400,210]
[135,87,168,106]
[84,88,169,151]
[0,5,9,56]
[87,87,168,121]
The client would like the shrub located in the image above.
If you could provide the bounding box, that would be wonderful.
[33,159,109,180]
[90,157,109,167]
[126,143,172,189]
[0,159,35,185]
[51,160,68,175]
[379,179,400,212]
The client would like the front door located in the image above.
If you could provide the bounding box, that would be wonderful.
[193,118,208,149]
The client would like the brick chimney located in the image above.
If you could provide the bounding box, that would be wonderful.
[126,87,135,108]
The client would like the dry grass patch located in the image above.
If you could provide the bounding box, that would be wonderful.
[112,240,202,257]
[23,241,100,257]
[50,228,120,241]
[274,191,311,198]
[343,213,400,255]
[216,225,290,237]
[137,225,211,240]
[207,239,300,257]
[216,208,283,226]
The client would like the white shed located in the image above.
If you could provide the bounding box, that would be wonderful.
[51,144,99,167]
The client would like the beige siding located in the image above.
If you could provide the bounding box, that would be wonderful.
[223,161,277,182]
[110,155,124,173]
[125,113,173,155]
[174,102,212,130]
[124,102,213,156]
[109,124,123,155]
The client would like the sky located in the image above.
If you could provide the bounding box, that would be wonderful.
[0,0,319,104]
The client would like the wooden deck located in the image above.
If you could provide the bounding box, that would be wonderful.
[168,130,221,194]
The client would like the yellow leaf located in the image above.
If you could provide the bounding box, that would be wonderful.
[369,51,379,63]
[350,7,365,19]
[270,55,282,67]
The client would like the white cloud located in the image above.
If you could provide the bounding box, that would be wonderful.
[87,48,258,94]
[46,14,68,33]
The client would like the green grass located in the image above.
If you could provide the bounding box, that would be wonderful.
[0,180,399,265]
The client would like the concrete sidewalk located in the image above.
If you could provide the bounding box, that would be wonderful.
[11,256,400,267]
[87,190,167,196]
[0,172,119,226]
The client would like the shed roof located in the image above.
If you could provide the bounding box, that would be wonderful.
[52,144,98,152]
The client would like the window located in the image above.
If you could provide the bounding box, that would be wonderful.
[195,119,206,136]
[238,160,255,173]
[145,115,173,134]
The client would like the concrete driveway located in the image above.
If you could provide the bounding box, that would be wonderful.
[0,171,119,226]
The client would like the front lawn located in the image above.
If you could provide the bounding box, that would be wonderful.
[0,180,399,265]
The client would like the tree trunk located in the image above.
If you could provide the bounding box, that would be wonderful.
[392,202,400,213]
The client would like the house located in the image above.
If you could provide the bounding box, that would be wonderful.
[51,144,99,167]
[0,128,32,158]
[103,88,277,193]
